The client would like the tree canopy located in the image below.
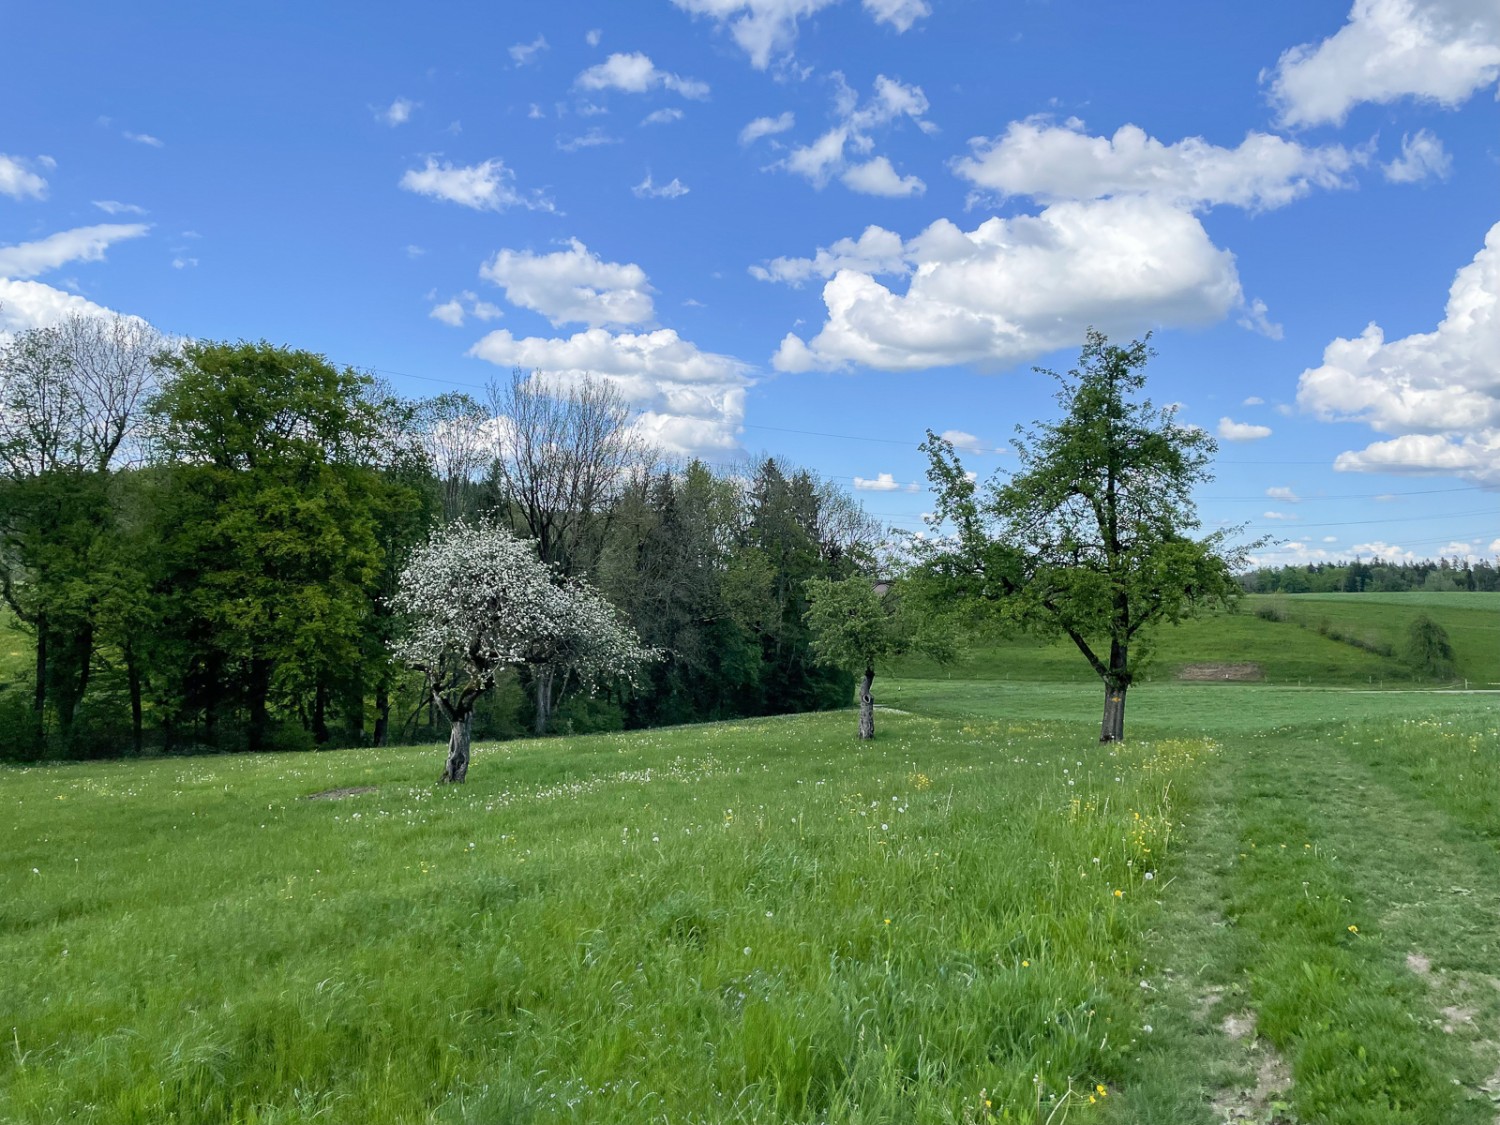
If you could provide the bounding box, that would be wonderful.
[919,330,1251,741]
[392,521,656,781]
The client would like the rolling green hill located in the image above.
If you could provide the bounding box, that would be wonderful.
[892,591,1499,687]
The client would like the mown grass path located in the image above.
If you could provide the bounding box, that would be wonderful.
[1107,701,1500,1124]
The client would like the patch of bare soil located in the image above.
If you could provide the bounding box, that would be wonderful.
[303,785,378,801]
[1209,1009,1295,1124]
[1405,952,1500,1118]
[1177,662,1264,682]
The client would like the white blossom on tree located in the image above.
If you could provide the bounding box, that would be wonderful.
[391,521,656,781]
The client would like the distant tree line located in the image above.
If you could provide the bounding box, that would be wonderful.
[1241,557,1499,594]
[0,319,870,761]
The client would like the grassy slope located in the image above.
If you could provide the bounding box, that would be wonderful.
[2,709,1219,1124]
[4,591,1499,1123]
[892,591,1499,686]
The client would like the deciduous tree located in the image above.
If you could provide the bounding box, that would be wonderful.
[920,330,1251,742]
[392,521,655,781]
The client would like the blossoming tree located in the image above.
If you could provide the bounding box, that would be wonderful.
[392,521,656,782]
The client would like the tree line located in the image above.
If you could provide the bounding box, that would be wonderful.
[1241,557,1499,594]
[0,319,871,761]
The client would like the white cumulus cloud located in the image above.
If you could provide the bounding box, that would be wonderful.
[399,158,553,212]
[0,154,53,200]
[953,118,1365,211]
[939,429,989,453]
[576,52,709,99]
[480,239,654,328]
[1267,0,1500,127]
[778,74,932,193]
[1266,486,1301,502]
[841,156,925,197]
[469,326,752,457]
[1382,129,1453,183]
[751,225,909,286]
[430,291,503,327]
[1218,417,1274,441]
[772,198,1242,373]
[1298,220,1500,485]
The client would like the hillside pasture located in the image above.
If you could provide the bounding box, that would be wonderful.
[891,591,1498,687]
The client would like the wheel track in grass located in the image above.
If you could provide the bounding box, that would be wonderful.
[1314,727,1500,1123]
[1114,718,1500,1124]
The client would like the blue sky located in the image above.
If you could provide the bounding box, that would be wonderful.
[3,0,1497,567]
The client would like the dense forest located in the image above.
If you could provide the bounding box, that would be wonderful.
[0,318,872,761]
[1240,557,1499,594]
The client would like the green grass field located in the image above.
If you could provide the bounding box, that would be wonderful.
[892,591,1500,687]
[3,593,1500,1122]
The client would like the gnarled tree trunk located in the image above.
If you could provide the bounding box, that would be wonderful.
[440,711,473,783]
[857,664,875,741]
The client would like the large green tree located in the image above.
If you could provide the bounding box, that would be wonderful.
[920,331,1251,742]
[150,341,410,750]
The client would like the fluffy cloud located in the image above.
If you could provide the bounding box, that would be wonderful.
[841,156,924,197]
[778,74,931,193]
[399,158,553,212]
[0,154,53,200]
[1298,221,1500,485]
[429,292,503,327]
[0,280,120,338]
[669,0,929,69]
[0,222,153,338]
[633,173,691,199]
[480,239,654,328]
[740,111,795,145]
[751,225,908,285]
[0,224,150,281]
[939,429,988,453]
[772,198,1242,373]
[1266,486,1301,502]
[1381,129,1452,183]
[469,327,751,457]
[1262,510,1297,520]
[1219,418,1274,441]
[1267,0,1500,127]
[376,97,416,126]
[123,132,164,148]
[576,52,709,99]
[953,118,1364,211]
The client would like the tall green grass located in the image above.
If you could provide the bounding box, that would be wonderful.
[3,711,1211,1124]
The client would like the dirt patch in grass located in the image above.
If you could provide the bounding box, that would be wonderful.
[303,786,378,801]
[1210,1010,1294,1124]
[1176,662,1264,681]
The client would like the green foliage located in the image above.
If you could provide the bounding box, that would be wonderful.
[1404,613,1456,678]
[148,340,419,750]
[919,331,1250,739]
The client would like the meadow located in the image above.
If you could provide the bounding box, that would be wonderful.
[2,593,1499,1123]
